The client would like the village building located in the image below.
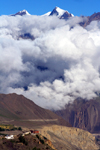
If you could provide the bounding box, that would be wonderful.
[22,131,31,136]
[30,130,39,135]
[5,135,14,139]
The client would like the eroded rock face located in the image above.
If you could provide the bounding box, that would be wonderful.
[55,98,100,133]
[73,100,99,132]
[80,12,100,27]
[39,125,99,150]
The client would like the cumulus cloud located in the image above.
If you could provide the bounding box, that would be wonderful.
[0,14,100,110]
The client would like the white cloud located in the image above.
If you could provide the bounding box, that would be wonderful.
[0,14,100,110]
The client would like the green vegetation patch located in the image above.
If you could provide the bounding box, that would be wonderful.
[0,124,22,131]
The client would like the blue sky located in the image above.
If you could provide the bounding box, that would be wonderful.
[0,0,100,16]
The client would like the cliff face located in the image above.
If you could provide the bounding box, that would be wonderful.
[39,125,99,150]
[72,100,99,132]
[55,98,100,133]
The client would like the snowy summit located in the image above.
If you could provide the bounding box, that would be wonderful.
[49,7,74,19]
[11,10,30,16]
[42,11,51,16]
[19,10,30,15]
[55,7,67,17]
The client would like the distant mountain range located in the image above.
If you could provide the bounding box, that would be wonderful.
[12,7,74,19]
[11,6,100,26]
[11,7,100,41]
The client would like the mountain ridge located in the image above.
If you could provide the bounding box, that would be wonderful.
[10,7,100,27]
[11,6,73,19]
[0,93,71,128]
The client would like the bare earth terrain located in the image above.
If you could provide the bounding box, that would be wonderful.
[38,125,100,150]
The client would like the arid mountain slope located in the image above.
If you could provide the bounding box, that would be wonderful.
[55,98,100,133]
[39,125,99,150]
[0,93,71,127]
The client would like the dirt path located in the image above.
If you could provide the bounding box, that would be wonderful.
[1,119,58,123]
[21,119,58,122]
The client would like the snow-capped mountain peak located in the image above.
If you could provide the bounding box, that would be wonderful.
[11,10,30,16]
[55,6,66,17]
[19,10,30,15]
[42,11,51,16]
[49,6,74,19]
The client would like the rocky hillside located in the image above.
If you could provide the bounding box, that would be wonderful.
[39,125,99,150]
[0,124,99,150]
[0,133,55,150]
[55,98,100,133]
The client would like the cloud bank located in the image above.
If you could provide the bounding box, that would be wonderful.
[0,14,100,110]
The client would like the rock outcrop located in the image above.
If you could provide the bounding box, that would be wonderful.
[39,125,99,150]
